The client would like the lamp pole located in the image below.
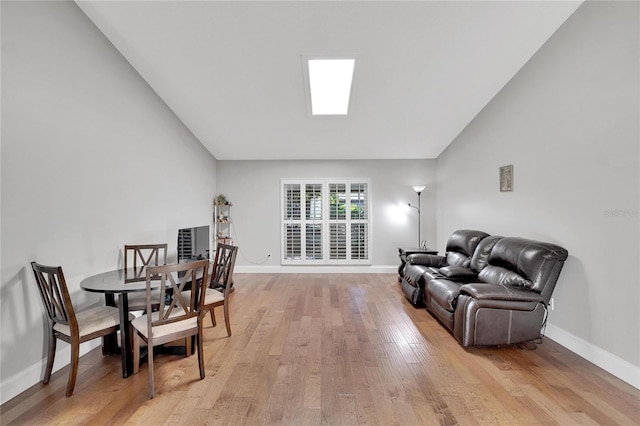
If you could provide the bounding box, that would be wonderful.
[409,185,426,248]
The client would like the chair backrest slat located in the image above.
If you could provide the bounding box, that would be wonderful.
[210,244,238,298]
[124,244,168,283]
[31,262,77,332]
[124,244,168,270]
[145,260,209,328]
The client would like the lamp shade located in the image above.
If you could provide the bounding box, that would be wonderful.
[412,185,426,193]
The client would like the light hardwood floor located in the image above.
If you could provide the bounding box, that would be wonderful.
[2,273,638,425]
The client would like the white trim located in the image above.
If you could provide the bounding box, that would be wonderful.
[0,340,101,405]
[545,323,640,390]
[235,265,397,274]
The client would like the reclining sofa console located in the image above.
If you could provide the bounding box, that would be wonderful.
[400,230,568,348]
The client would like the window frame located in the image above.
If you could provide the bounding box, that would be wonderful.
[281,178,371,265]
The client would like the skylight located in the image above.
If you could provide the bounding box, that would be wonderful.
[308,59,355,116]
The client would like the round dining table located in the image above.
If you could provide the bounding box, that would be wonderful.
[80,268,161,378]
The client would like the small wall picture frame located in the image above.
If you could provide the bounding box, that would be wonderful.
[499,165,513,192]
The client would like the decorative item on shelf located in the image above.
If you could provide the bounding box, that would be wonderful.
[214,194,227,206]
[214,196,233,246]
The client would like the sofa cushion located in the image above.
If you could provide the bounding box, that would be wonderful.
[486,237,569,292]
[407,253,446,267]
[439,266,478,280]
[460,283,543,303]
[441,230,490,268]
[478,265,533,288]
[446,230,490,257]
[446,251,471,268]
[427,279,463,312]
[469,235,503,272]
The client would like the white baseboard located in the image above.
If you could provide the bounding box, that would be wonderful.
[234,264,398,274]
[0,340,101,405]
[545,323,639,390]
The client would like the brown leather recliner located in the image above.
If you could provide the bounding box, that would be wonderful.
[424,234,504,330]
[449,237,568,347]
[400,229,489,306]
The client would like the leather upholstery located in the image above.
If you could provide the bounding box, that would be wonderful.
[485,237,568,295]
[446,230,490,260]
[438,265,478,280]
[399,231,568,348]
[428,279,463,312]
[469,235,503,272]
[406,253,446,267]
[400,229,489,307]
[452,237,568,347]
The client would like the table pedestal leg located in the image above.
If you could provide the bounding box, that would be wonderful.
[118,293,133,378]
[103,293,118,355]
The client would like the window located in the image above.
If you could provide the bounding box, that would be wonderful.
[282,179,370,265]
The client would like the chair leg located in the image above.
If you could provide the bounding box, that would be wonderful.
[197,325,205,379]
[209,307,216,327]
[185,337,192,358]
[223,302,231,337]
[133,332,140,375]
[43,330,56,384]
[66,340,80,397]
[148,344,155,398]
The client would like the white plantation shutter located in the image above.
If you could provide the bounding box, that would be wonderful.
[283,184,302,260]
[329,183,347,260]
[351,223,368,260]
[330,223,347,260]
[349,183,368,260]
[305,184,323,260]
[282,179,370,265]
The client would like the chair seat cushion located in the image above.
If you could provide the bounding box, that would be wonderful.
[182,288,224,306]
[53,305,120,337]
[131,309,197,339]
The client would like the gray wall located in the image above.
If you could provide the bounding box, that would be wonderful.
[216,160,436,270]
[0,1,217,402]
[436,1,639,385]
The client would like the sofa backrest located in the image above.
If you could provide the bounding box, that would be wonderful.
[469,235,503,272]
[445,230,490,267]
[479,237,569,301]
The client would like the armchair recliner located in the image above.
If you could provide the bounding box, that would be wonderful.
[400,229,489,306]
[453,237,568,347]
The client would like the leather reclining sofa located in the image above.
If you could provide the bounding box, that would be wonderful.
[400,230,569,347]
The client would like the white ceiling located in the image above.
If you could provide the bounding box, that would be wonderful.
[76,0,582,161]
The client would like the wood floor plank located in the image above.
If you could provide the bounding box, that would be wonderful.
[2,273,638,426]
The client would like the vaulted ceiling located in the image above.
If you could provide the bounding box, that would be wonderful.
[76,1,582,160]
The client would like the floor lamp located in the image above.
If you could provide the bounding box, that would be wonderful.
[408,185,425,247]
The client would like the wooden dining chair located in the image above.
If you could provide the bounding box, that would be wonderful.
[122,243,167,311]
[184,244,238,336]
[131,259,209,398]
[30,262,122,397]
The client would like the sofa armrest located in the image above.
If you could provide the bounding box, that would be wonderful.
[460,283,543,303]
[403,264,429,286]
[439,266,478,281]
[407,254,446,267]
